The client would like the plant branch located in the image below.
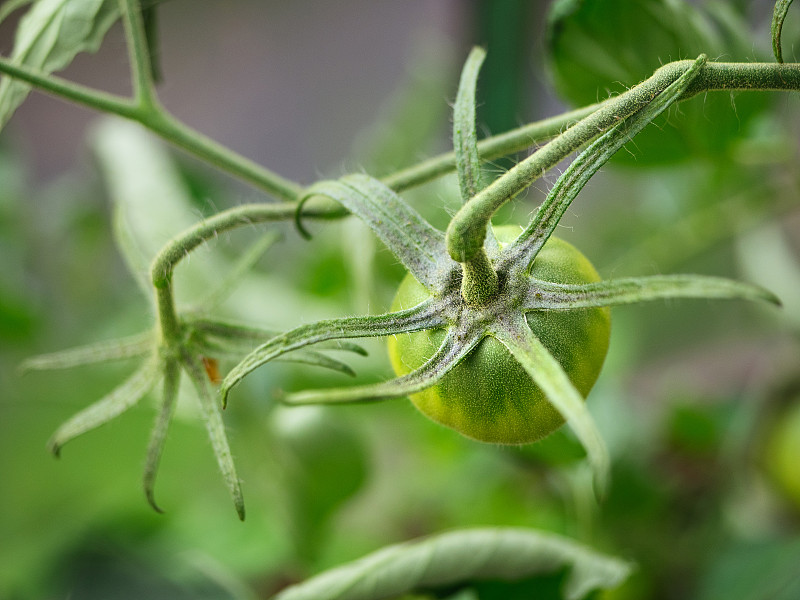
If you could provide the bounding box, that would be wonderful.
[444,57,800,264]
[150,200,345,345]
[119,0,158,110]
[139,109,304,200]
[381,103,601,192]
[0,55,139,117]
[0,65,303,201]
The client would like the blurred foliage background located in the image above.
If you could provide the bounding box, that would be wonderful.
[1,0,800,598]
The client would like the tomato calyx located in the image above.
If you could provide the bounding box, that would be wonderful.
[221,50,778,498]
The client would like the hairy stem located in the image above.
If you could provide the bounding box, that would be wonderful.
[150,200,345,346]
[460,250,498,306]
[1,51,796,201]
[140,109,303,200]
[382,103,601,192]
[0,56,139,117]
[445,60,800,263]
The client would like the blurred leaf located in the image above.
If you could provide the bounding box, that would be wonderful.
[736,221,800,328]
[0,0,120,131]
[666,403,724,457]
[270,405,368,563]
[697,539,800,600]
[508,429,586,467]
[473,0,536,139]
[0,0,33,24]
[92,117,211,295]
[92,116,343,326]
[274,528,632,600]
[352,34,454,174]
[470,569,574,600]
[545,0,769,165]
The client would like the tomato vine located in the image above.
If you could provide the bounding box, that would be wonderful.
[3,0,795,523]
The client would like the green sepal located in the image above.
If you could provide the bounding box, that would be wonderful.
[525,274,781,310]
[454,47,487,203]
[20,330,154,372]
[189,318,368,356]
[47,356,160,456]
[301,174,450,290]
[143,357,180,514]
[221,300,444,406]
[283,324,484,406]
[182,351,245,521]
[489,314,609,499]
[278,350,358,378]
[772,0,795,63]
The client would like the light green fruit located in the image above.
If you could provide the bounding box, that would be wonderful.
[388,226,610,445]
[764,398,800,510]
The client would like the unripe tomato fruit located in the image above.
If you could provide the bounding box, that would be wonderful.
[387,226,611,445]
[763,397,800,510]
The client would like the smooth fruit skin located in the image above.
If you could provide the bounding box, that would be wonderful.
[763,398,800,510]
[387,227,611,445]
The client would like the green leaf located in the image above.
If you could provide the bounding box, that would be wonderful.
[772,0,795,63]
[0,0,120,131]
[273,527,632,600]
[92,117,211,296]
[0,0,33,24]
[546,0,769,164]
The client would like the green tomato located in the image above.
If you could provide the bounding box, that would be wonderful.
[763,397,800,510]
[387,226,611,445]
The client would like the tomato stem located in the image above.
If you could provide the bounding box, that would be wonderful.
[445,59,800,265]
[461,250,499,306]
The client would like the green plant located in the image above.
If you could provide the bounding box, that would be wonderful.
[2,1,798,598]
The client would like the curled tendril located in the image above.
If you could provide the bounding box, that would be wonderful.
[294,192,315,240]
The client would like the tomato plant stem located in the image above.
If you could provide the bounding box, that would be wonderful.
[382,103,602,192]
[445,58,800,264]
[120,0,159,112]
[150,200,344,348]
